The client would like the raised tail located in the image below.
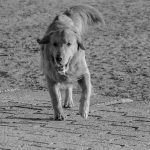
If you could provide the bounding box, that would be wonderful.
[64,4,105,35]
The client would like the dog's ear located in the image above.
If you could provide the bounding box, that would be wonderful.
[37,35,50,44]
[75,32,85,50]
[78,41,85,50]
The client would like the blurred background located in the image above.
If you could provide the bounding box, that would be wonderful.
[0,0,150,101]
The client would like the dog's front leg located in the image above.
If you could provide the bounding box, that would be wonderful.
[46,76,65,121]
[64,84,74,108]
[78,73,91,119]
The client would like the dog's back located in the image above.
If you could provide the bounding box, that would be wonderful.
[64,5,105,35]
[38,5,105,44]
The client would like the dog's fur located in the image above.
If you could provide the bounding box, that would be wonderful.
[37,5,104,120]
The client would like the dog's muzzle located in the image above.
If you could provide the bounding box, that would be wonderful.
[56,63,70,75]
[52,55,70,75]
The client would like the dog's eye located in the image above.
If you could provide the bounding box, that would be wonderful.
[53,42,58,47]
[66,42,71,47]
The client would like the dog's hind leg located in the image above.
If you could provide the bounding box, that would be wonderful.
[64,84,74,108]
[78,73,91,119]
[46,76,65,121]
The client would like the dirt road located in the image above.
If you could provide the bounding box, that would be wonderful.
[0,90,150,150]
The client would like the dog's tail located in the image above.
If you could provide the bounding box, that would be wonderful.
[64,5,105,36]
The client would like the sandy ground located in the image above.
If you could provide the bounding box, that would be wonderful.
[1,0,150,149]
[1,90,150,150]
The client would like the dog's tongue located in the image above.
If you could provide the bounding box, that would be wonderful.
[58,66,64,71]
[57,64,69,75]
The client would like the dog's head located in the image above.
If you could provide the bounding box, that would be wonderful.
[37,19,85,74]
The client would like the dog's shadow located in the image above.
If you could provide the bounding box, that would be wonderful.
[0,92,81,125]
[0,102,55,126]
[0,70,10,78]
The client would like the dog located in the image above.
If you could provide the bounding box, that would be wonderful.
[37,5,105,120]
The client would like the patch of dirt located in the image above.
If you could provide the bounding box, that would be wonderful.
[1,0,150,149]
[0,90,150,150]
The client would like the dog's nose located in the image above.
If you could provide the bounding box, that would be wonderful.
[56,54,62,62]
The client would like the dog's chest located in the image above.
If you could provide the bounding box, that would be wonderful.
[57,70,79,83]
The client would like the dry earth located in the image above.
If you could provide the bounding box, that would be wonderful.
[1,0,150,149]
[1,90,150,150]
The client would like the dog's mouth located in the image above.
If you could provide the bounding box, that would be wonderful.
[51,55,71,75]
[56,63,69,74]
[55,59,71,75]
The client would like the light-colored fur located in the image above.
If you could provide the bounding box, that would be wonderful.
[37,5,104,120]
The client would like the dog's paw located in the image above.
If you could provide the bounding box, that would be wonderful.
[54,114,66,121]
[79,104,89,119]
[64,101,74,108]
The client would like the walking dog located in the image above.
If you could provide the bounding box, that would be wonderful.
[37,5,104,120]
